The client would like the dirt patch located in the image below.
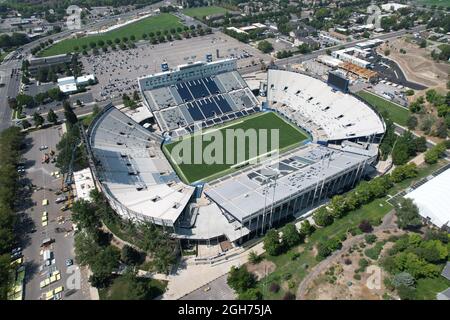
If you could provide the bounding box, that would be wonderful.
[379,37,450,88]
[302,227,405,300]
[246,260,276,281]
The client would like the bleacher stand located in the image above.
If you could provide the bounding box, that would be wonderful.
[267,69,385,143]
[139,59,260,137]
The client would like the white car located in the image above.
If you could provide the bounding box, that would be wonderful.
[39,145,48,151]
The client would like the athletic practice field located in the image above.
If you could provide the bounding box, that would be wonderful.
[39,13,183,57]
[357,90,409,126]
[182,6,229,20]
[163,112,309,184]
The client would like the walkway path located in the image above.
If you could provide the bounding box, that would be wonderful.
[296,210,396,299]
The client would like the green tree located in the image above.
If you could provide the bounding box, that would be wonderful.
[238,288,262,300]
[16,94,35,109]
[257,40,273,53]
[263,229,283,256]
[71,199,101,232]
[396,198,422,230]
[282,223,302,248]
[21,119,31,129]
[392,272,415,288]
[63,100,78,126]
[406,116,418,130]
[47,108,58,124]
[227,266,256,294]
[299,220,315,236]
[313,207,333,227]
[32,112,44,127]
[392,143,409,165]
[248,250,262,264]
[47,87,64,101]
[121,245,144,265]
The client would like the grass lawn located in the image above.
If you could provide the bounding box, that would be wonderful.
[357,90,409,126]
[182,6,229,20]
[415,277,450,300]
[0,50,10,63]
[414,0,450,7]
[163,112,309,184]
[99,275,167,300]
[39,13,183,57]
[388,160,445,197]
[257,198,393,299]
[79,113,96,128]
[256,160,450,299]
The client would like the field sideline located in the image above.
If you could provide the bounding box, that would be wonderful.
[356,90,410,126]
[163,112,309,184]
[39,13,184,57]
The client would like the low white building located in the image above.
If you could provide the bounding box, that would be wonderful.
[331,47,371,68]
[57,74,95,93]
[57,76,77,93]
[76,74,95,86]
[381,3,409,12]
[405,167,450,231]
[73,168,96,201]
[316,55,342,68]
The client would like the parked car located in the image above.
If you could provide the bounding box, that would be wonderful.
[65,259,73,267]
[55,196,68,204]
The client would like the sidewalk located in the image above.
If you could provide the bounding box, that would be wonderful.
[152,242,265,300]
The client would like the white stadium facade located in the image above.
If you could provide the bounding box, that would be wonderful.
[85,59,386,244]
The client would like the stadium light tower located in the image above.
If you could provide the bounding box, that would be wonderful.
[260,167,280,235]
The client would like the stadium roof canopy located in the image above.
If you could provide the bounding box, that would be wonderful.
[205,144,371,223]
[267,70,385,142]
[405,168,450,229]
[88,105,195,226]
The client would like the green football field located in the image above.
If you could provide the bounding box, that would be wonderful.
[39,13,183,57]
[182,6,229,20]
[163,112,309,184]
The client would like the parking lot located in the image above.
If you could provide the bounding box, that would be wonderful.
[81,32,269,102]
[19,127,92,300]
[371,82,409,107]
[180,274,236,300]
[371,52,427,90]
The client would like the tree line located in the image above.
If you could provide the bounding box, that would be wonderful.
[0,127,25,299]
[261,162,421,263]
[72,188,178,291]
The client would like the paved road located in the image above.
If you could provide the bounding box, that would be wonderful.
[0,1,170,133]
[0,58,21,131]
[239,25,427,75]
[20,127,91,300]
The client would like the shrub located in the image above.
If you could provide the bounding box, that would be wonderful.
[282,292,296,300]
[353,273,361,280]
[313,207,333,227]
[359,220,373,233]
[248,250,262,264]
[392,272,415,288]
[364,242,385,260]
[365,234,377,244]
[269,282,280,293]
[358,258,369,271]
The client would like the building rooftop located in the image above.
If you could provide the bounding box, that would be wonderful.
[405,168,450,229]
[267,69,385,142]
[88,105,195,226]
[73,168,95,201]
[205,144,370,222]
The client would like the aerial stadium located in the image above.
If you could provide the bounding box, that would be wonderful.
[85,58,386,245]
